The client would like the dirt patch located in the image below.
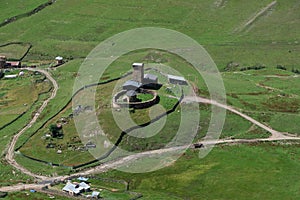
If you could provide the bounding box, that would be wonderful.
[234,1,277,33]
[214,0,227,8]
[263,96,299,113]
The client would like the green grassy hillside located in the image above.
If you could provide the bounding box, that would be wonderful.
[0,1,299,199]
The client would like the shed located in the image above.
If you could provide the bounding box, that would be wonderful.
[126,90,138,102]
[79,182,90,191]
[4,74,18,79]
[126,90,137,97]
[167,74,187,85]
[6,61,21,68]
[122,80,142,91]
[55,56,64,65]
[77,177,89,182]
[92,191,100,198]
[18,71,25,76]
[143,73,158,84]
[62,182,81,195]
[85,141,96,149]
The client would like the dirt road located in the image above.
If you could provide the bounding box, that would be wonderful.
[4,68,58,180]
[183,96,289,139]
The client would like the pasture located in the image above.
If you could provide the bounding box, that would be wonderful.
[0,0,299,199]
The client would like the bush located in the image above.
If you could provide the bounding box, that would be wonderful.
[292,68,300,74]
[0,191,8,198]
[240,64,266,71]
[276,65,287,70]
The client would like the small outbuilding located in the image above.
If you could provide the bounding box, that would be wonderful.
[62,182,81,196]
[77,177,89,182]
[79,182,90,192]
[6,61,21,68]
[143,74,158,84]
[85,141,96,149]
[18,71,25,76]
[4,74,18,79]
[92,191,101,199]
[126,90,138,102]
[167,74,187,85]
[55,56,64,65]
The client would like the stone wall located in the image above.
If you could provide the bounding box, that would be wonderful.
[113,90,159,109]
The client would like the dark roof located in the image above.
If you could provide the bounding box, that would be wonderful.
[123,80,142,88]
[126,90,137,97]
[144,73,158,81]
[6,61,21,67]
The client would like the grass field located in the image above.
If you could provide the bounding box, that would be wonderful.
[100,142,300,200]
[0,43,31,60]
[0,0,46,23]
[0,0,300,199]
[0,70,51,127]
[16,52,277,169]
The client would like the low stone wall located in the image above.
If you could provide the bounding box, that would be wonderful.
[113,89,159,109]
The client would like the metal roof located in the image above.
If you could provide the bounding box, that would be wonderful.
[55,56,63,60]
[126,90,137,97]
[92,191,100,197]
[144,73,158,80]
[79,182,90,190]
[123,80,142,88]
[62,182,81,194]
[77,177,89,182]
[167,74,186,82]
[132,63,144,67]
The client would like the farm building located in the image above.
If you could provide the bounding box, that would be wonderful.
[122,80,142,91]
[143,73,158,84]
[126,90,138,102]
[6,61,21,68]
[132,62,144,83]
[4,74,18,79]
[55,56,64,65]
[167,74,187,85]
[77,177,89,182]
[62,181,91,196]
[91,191,100,198]
[62,182,82,196]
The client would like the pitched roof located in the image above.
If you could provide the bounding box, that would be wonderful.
[167,74,186,82]
[79,182,90,190]
[92,191,100,197]
[55,56,63,60]
[126,90,137,97]
[6,61,20,66]
[132,63,144,67]
[62,182,81,194]
[123,80,142,88]
[77,177,89,182]
[144,73,158,81]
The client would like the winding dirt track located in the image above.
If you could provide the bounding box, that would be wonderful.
[2,69,300,193]
[4,68,58,180]
[182,96,290,139]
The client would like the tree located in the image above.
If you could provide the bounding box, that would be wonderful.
[49,124,62,138]
[0,70,4,79]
